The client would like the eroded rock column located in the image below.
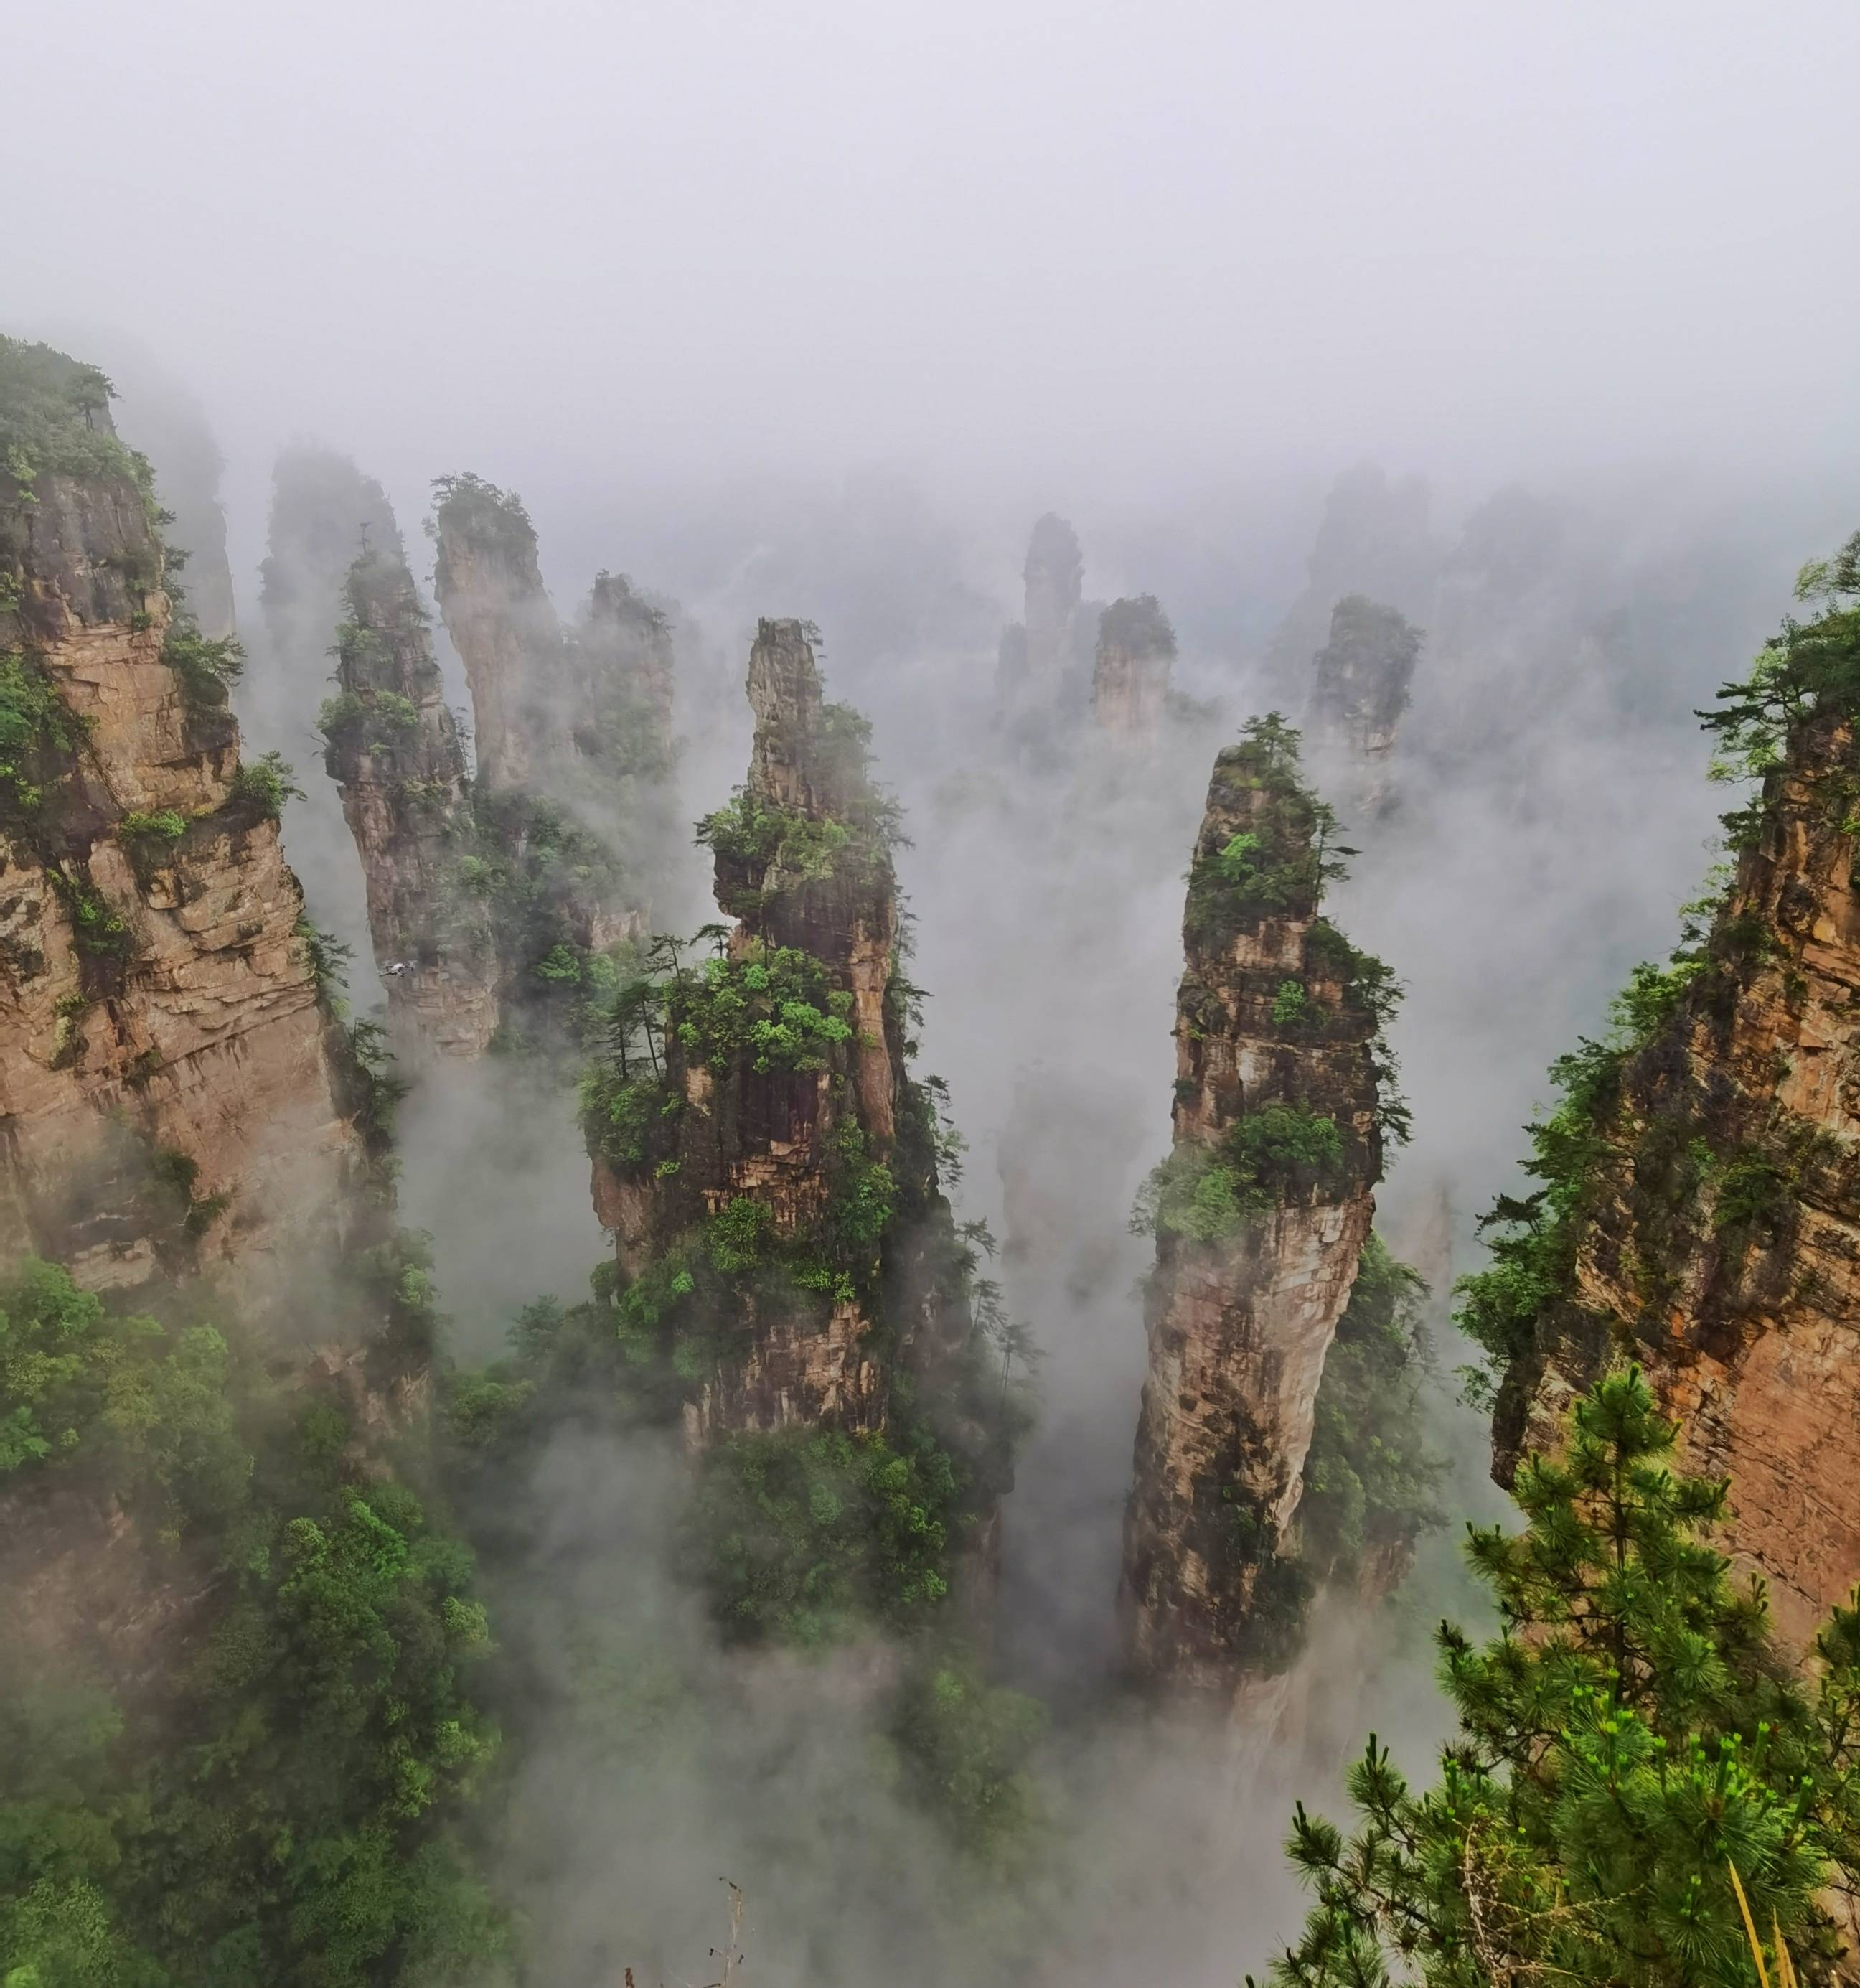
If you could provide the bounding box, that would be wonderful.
[1119,716,1389,1698]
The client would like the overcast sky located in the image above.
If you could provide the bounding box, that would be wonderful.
[9,0,1860,502]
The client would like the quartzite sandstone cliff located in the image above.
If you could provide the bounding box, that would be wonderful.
[583,618,1000,1489]
[1119,718,1389,1699]
[1490,646,1860,1646]
[1093,594,1177,744]
[0,341,362,1304]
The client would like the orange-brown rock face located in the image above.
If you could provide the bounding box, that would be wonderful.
[322,543,499,1059]
[0,351,362,1302]
[1093,594,1176,744]
[1119,718,1387,1699]
[1494,700,1860,1647]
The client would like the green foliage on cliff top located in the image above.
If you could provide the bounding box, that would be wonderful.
[0,339,156,513]
[428,472,536,563]
[672,940,855,1072]
[1098,593,1177,657]
[1185,714,1353,943]
[1254,1366,1860,1987]
[1703,532,1860,845]
[0,1257,505,1988]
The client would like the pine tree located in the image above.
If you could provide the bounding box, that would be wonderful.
[1254,1368,1860,1986]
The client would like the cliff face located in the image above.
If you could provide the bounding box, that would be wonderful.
[0,339,362,1301]
[1093,594,1176,743]
[1305,594,1422,815]
[1119,716,1389,1699]
[321,544,499,1059]
[1485,597,1860,1644]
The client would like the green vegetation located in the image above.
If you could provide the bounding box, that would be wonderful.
[1703,530,1860,846]
[228,750,304,822]
[1297,1236,1447,1584]
[1254,1367,1860,1987]
[0,339,156,519]
[1133,1102,1350,1242]
[161,621,245,710]
[1310,594,1422,734]
[1098,593,1176,657]
[674,941,854,1072]
[0,652,89,833]
[47,866,134,980]
[429,472,535,565]
[1185,714,1354,942]
[0,1258,504,1988]
[118,808,187,845]
[700,792,856,883]
[1454,908,1836,1404]
[448,790,627,1056]
[887,1660,1047,1862]
[692,1424,960,1642]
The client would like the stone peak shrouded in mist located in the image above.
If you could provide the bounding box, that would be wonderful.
[1024,511,1083,594]
[321,542,499,1059]
[260,445,400,625]
[1305,593,1422,810]
[430,470,573,794]
[1121,713,1400,1704]
[1093,592,1177,741]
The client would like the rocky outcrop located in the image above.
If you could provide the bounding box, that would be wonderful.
[1119,716,1391,1701]
[0,339,364,1303]
[584,619,997,1482]
[589,620,905,1438]
[1093,594,1176,744]
[1487,602,1860,1645]
[1304,594,1422,815]
[321,543,499,1059]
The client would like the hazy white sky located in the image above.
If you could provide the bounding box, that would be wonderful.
[9,0,1860,493]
